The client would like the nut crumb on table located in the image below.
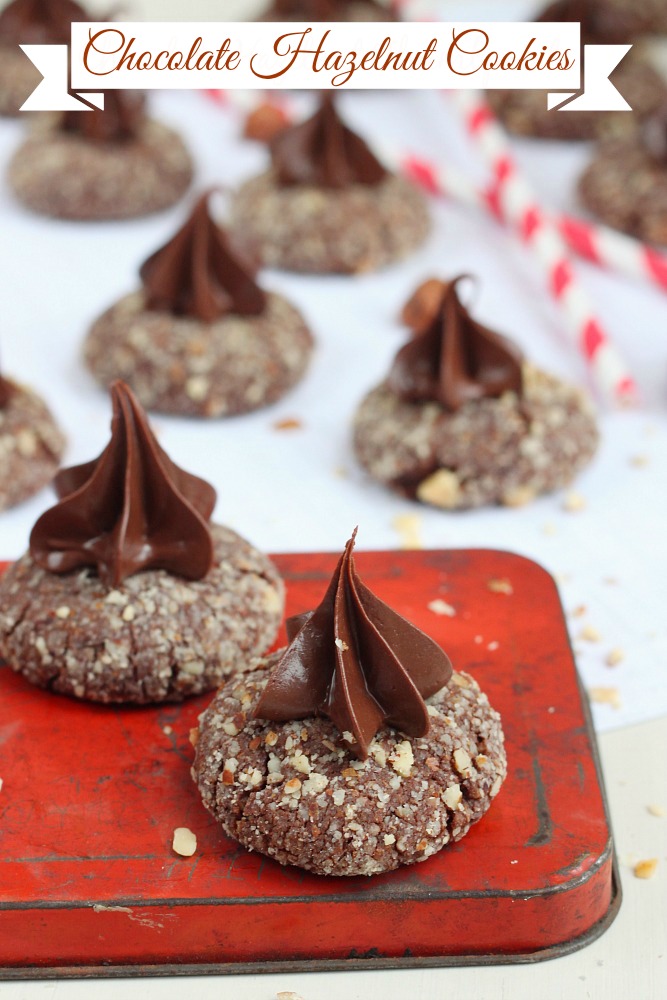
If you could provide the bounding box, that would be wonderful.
[562,491,587,512]
[391,513,423,550]
[588,686,622,710]
[172,827,197,858]
[633,858,659,880]
[605,648,625,667]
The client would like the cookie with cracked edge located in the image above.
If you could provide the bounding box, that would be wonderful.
[0,379,65,513]
[192,659,506,877]
[0,525,284,704]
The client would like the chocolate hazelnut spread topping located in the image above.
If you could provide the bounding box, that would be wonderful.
[254,528,452,759]
[537,0,635,45]
[388,277,524,412]
[139,192,266,322]
[272,94,388,190]
[30,381,216,587]
[264,0,388,19]
[0,0,87,45]
[59,90,146,144]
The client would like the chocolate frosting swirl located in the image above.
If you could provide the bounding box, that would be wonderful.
[139,192,267,323]
[271,94,388,190]
[30,381,216,587]
[0,0,88,46]
[254,528,452,760]
[264,0,389,19]
[537,0,636,45]
[59,90,145,144]
[388,277,524,412]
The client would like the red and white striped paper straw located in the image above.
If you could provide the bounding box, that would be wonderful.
[398,150,667,292]
[450,89,637,406]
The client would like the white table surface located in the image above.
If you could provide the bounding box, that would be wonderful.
[0,1,665,996]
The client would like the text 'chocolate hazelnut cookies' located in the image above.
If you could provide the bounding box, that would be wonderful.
[0,369,65,512]
[487,0,667,141]
[0,382,284,704]
[83,193,314,418]
[193,530,506,877]
[259,0,395,21]
[0,0,89,117]
[579,105,667,244]
[8,91,193,220]
[230,95,430,274]
[353,277,599,510]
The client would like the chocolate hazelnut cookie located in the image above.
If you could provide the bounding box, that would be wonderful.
[487,0,667,141]
[353,278,599,510]
[0,375,65,512]
[231,95,430,274]
[0,382,284,703]
[193,532,506,877]
[84,193,314,417]
[8,92,192,220]
[579,105,667,243]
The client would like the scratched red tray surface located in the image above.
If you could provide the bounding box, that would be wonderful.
[0,549,620,978]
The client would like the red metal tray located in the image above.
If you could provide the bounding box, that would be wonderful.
[0,549,620,978]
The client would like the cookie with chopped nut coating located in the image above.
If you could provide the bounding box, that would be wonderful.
[230,172,430,275]
[192,659,506,877]
[8,114,192,221]
[0,379,65,512]
[0,525,284,704]
[83,291,314,418]
[353,364,599,510]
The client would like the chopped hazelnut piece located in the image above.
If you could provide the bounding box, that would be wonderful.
[391,513,423,550]
[633,858,658,879]
[172,827,197,857]
[487,578,513,595]
[272,417,303,431]
[443,784,462,809]
[588,686,622,709]
[605,648,624,667]
[416,469,462,509]
[428,599,456,617]
[579,625,601,642]
[647,804,665,818]
[562,491,586,512]
[453,748,472,777]
[389,740,414,778]
[283,778,302,796]
[244,102,290,142]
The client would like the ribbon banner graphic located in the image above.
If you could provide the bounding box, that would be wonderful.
[19,21,632,112]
